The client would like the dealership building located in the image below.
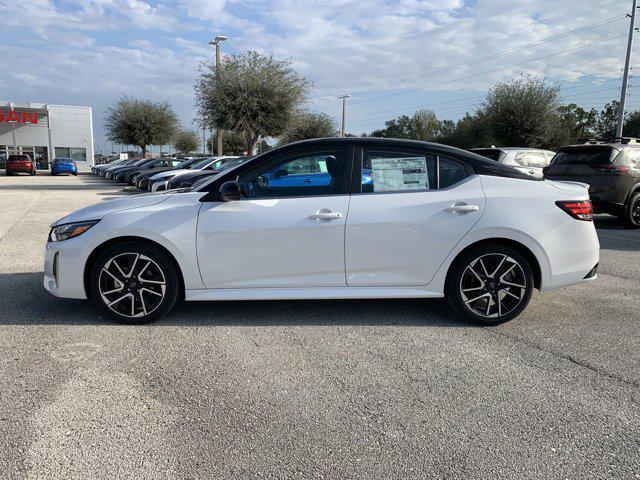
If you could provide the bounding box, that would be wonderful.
[0,101,94,169]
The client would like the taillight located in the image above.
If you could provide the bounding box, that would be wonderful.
[556,200,593,221]
[593,164,630,173]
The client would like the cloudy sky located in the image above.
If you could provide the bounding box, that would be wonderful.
[0,0,634,152]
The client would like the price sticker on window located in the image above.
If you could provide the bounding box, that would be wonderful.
[370,157,429,192]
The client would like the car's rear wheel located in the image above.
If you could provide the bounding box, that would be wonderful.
[446,245,534,325]
[90,241,180,324]
[621,192,640,229]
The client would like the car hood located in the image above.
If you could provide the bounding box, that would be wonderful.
[51,193,171,227]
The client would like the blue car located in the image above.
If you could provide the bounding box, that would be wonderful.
[51,158,78,176]
[259,156,372,191]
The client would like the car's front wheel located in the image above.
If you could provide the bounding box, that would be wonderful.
[90,241,180,324]
[446,245,534,325]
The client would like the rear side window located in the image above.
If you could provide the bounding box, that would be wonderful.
[438,158,467,188]
[361,149,467,193]
[551,147,617,165]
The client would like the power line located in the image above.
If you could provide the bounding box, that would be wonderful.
[349,16,626,98]
[308,14,626,106]
[349,33,627,106]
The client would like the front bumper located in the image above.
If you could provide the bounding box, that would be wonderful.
[43,239,89,299]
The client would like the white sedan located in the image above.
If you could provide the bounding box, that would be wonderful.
[44,138,599,325]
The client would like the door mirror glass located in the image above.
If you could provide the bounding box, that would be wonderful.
[275,168,289,177]
[219,180,241,201]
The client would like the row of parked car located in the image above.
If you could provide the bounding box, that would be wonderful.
[88,138,640,229]
[90,156,249,191]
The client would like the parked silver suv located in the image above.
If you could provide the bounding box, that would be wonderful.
[469,147,555,179]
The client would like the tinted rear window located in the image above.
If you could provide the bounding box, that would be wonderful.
[8,155,30,161]
[469,149,502,161]
[552,147,617,165]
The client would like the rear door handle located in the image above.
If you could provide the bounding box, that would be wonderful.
[308,209,343,220]
[444,203,480,213]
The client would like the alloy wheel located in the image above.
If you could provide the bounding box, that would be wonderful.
[98,252,166,318]
[459,253,527,319]
[632,200,640,226]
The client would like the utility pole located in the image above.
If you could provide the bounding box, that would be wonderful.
[209,35,227,156]
[617,0,638,138]
[339,94,350,137]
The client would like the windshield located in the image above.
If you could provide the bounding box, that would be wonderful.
[190,158,215,169]
[551,146,617,165]
[177,158,199,169]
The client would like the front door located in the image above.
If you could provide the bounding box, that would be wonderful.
[196,148,351,288]
[345,148,485,286]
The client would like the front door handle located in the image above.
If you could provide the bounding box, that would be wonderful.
[308,209,343,220]
[444,202,480,213]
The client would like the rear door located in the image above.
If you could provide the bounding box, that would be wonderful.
[345,146,485,286]
[544,146,618,194]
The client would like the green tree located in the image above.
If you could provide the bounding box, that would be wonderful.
[436,112,493,149]
[371,109,440,141]
[173,129,199,154]
[595,101,620,139]
[279,111,338,145]
[195,51,309,154]
[623,110,640,137]
[482,77,560,148]
[207,130,248,156]
[554,103,597,145]
[104,96,178,158]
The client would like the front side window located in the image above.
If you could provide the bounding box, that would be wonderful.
[239,150,346,199]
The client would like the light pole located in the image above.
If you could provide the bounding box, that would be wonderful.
[339,94,350,137]
[209,35,227,156]
[616,0,638,138]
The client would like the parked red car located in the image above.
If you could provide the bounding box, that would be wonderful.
[5,155,36,176]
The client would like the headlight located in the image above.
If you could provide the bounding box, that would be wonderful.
[49,220,99,242]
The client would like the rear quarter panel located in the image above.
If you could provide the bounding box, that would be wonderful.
[427,176,600,293]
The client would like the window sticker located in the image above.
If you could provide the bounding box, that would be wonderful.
[370,157,429,192]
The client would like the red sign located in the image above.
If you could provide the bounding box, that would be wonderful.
[0,111,38,124]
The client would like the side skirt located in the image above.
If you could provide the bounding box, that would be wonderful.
[185,286,445,302]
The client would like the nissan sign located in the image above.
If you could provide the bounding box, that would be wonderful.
[0,111,38,124]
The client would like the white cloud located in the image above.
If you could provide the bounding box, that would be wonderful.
[0,0,632,142]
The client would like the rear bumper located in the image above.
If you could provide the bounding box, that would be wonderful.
[590,196,625,216]
[6,165,34,173]
[538,218,600,291]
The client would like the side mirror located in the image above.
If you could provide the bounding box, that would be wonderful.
[219,180,241,202]
[275,168,288,178]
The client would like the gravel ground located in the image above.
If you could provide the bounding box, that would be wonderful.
[0,172,638,479]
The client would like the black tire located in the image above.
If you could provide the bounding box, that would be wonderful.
[621,192,640,229]
[73,172,78,176]
[445,244,534,325]
[90,241,180,324]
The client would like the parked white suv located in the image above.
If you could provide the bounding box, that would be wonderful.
[469,147,555,179]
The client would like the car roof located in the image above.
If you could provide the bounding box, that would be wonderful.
[247,137,537,181]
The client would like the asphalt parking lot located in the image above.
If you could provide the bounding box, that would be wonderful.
[0,172,639,479]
